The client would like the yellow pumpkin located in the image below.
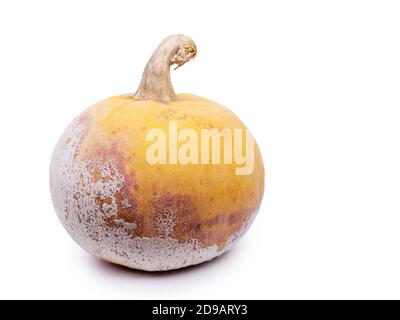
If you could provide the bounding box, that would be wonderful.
[50,35,264,271]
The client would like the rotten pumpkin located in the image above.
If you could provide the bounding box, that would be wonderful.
[50,34,264,271]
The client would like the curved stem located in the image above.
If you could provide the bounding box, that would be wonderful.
[135,34,197,103]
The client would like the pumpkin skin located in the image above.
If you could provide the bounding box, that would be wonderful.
[50,36,264,271]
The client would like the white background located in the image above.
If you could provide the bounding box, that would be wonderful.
[0,0,400,299]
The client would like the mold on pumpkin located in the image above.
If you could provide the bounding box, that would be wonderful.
[50,34,264,271]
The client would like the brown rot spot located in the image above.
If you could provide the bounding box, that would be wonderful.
[198,230,225,248]
[203,214,226,228]
[151,193,200,241]
[197,208,255,250]
[95,197,112,206]
[86,142,144,237]
[228,210,248,225]
[150,191,256,250]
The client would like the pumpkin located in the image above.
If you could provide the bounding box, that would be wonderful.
[50,35,264,271]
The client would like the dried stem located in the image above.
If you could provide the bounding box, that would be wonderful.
[135,34,197,102]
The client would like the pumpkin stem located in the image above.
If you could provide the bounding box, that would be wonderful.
[135,34,197,103]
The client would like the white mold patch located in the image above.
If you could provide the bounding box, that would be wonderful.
[155,207,177,237]
[50,115,246,271]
